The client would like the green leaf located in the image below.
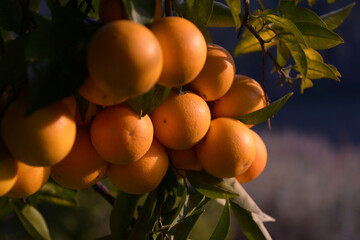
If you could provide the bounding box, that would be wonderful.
[206,1,235,27]
[279,0,301,6]
[236,92,293,125]
[209,198,230,240]
[80,0,101,19]
[28,181,79,207]
[320,3,355,31]
[0,197,14,217]
[11,200,51,240]
[308,0,316,7]
[303,48,323,62]
[26,6,99,114]
[0,0,22,33]
[224,0,241,29]
[186,170,239,199]
[179,0,214,30]
[269,6,327,27]
[110,191,142,240]
[183,190,209,218]
[168,209,204,240]
[126,84,171,117]
[295,22,343,49]
[0,34,29,86]
[123,0,157,25]
[234,29,277,55]
[276,41,290,67]
[300,59,340,81]
[300,78,313,94]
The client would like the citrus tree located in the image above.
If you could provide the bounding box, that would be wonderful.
[0,0,354,239]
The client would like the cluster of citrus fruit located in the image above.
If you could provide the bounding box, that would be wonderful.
[0,9,268,198]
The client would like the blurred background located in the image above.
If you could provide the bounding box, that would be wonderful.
[1,0,359,239]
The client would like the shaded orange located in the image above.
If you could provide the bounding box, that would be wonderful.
[61,95,77,117]
[7,161,50,198]
[86,20,163,105]
[0,145,18,197]
[52,128,108,190]
[196,117,256,178]
[149,17,207,87]
[107,139,169,194]
[236,130,267,183]
[168,146,202,171]
[150,90,211,150]
[90,104,154,164]
[187,43,235,101]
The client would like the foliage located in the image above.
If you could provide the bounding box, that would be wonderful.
[0,0,354,239]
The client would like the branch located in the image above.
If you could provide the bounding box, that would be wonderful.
[92,182,116,205]
[164,0,172,17]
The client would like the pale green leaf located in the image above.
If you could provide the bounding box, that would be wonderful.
[11,201,51,240]
[301,78,313,94]
[225,0,241,29]
[209,198,231,240]
[303,48,323,62]
[320,3,355,30]
[295,22,343,49]
[277,41,290,67]
[234,29,277,55]
[207,1,235,27]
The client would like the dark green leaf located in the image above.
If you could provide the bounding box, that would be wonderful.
[206,1,235,27]
[126,84,171,117]
[26,7,99,114]
[179,0,214,30]
[0,197,14,217]
[182,190,208,218]
[123,0,157,25]
[28,180,79,207]
[0,0,22,33]
[168,209,204,240]
[320,3,355,30]
[110,191,142,240]
[276,41,290,67]
[224,0,241,29]
[295,22,343,49]
[0,34,29,86]
[201,27,213,43]
[29,0,42,12]
[186,170,239,199]
[279,0,301,7]
[209,198,230,240]
[236,92,293,125]
[11,200,51,240]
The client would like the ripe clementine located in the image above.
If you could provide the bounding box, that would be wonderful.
[150,90,211,150]
[52,128,108,190]
[90,104,154,164]
[187,43,235,101]
[0,145,18,197]
[168,146,202,171]
[107,139,168,194]
[149,17,207,87]
[86,20,163,105]
[196,117,256,178]
[236,129,267,183]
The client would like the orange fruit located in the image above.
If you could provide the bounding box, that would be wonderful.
[51,128,108,190]
[75,101,100,128]
[149,17,207,87]
[61,95,77,117]
[196,117,256,178]
[90,104,154,164]
[0,145,18,197]
[187,43,235,101]
[211,75,267,119]
[107,139,168,194]
[150,90,211,150]
[236,130,267,183]
[7,161,51,198]
[1,94,76,166]
[99,0,127,24]
[168,146,202,171]
[86,20,163,105]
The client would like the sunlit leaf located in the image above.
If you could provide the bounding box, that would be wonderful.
[295,22,343,49]
[301,59,340,81]
[80,0,101,19]
[236,92,293,125]
[209,197,230,240]
[207,1,235,27]
[186,170,239,199]
[123,0,157,25]
[303,48,323,62]
[276,41,290,67]
[110,191,142,240]
[11,200,51,240]
[300,78,313,94]
[320,3,355,30]
[126,84,171,117]
[234,29,277,55]
[224,0,241,29]
[28,181,79,207]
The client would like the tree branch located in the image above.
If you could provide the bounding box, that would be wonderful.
[92,182,116,205]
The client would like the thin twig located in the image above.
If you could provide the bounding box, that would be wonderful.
[92,182,116,205]
[164,0,172,17]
